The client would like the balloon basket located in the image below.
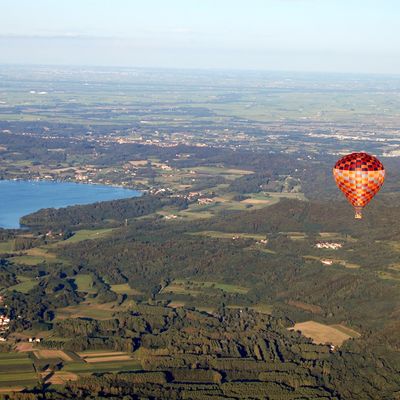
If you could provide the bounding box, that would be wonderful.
[354,207,363,219]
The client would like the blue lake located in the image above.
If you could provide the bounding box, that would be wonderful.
[0,180,141,229]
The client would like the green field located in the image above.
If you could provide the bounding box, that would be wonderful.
[7,276,38,293]
[196,281,249,294]
[64,360,141,374]
[9,255,47,266]
[111,283,141,295]
[56,300,116,320]
[165,279,249,295]
[63,228,115,244]
[0,240,14,252]
[8,246,64,266]
[74,274,97,294]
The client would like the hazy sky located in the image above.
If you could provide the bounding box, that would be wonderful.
[1,0,399,74]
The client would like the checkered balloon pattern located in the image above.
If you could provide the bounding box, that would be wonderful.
[333,152,385,209]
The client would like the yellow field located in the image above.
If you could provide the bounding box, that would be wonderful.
[0,387,24,394]
[330,324,361,338]
[167,301,186,308]
[111,283,142,295]
[190,231,267,240]
[78,351,128,358]
[46,371,78,385]
[85,355,133,363]
[241,198,272,205]
[127,160,150,167]
[34,350,73,362]
[290,321,360,346]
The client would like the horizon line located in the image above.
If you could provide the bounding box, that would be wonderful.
[1,62,400,78]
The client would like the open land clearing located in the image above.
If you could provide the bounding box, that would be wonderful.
[74,274,97,293]
[303,255,361,269]
[62,228,116,244]
[56,300,117,320]
[111,283,142,295]
[161,279,249,296]
[241,198,271,205]
[190,230,267,241]
[7,276,38,293]
[378,270,400,281]
[8,246,68,266]
[290,321,360,346]
[228,303,273,315]
[167,301,186,308]
[56,297,137,320]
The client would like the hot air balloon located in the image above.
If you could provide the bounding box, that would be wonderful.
[333,152,385,219]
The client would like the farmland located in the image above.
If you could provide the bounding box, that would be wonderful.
[0,353,37,390]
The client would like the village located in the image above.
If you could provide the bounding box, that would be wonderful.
[0,295,10,342]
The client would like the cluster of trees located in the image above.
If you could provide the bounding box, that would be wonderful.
[20,195,188,230]
[228,172,279,193]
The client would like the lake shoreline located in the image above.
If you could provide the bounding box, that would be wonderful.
[0,180,142,229]
[0,177,144,191]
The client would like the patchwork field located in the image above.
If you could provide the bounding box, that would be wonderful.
[5,348,142,387]
[0,353,37,390]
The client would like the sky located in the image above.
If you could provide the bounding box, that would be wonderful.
[0,0,399,74]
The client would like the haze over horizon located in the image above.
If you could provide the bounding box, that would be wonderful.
[1,0,399,75]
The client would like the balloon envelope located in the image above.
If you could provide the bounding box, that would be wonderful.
[333,152,385,219]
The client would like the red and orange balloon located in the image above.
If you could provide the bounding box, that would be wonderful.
[333,152,385,219]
